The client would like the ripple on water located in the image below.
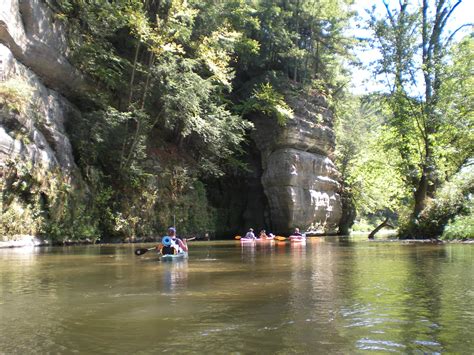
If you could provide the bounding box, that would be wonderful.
[413,339,443,353]
[357,338,406,352]
[414,340,441,347]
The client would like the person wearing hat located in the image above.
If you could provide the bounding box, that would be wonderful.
[244,228,256,240]
[160,227,188,255]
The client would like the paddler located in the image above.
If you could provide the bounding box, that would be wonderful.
[160,227,188,255]
[167,227,188,252]
[244,228,256,240]
[292,228,303,236]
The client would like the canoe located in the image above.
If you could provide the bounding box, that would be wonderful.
[288,235,306,243]
[240,238,257,243]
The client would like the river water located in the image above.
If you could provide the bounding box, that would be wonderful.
[1,237,473,354]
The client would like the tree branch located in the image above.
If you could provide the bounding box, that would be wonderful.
[445,23,474,47]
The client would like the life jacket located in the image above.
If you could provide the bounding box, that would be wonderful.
[160,236,183,255]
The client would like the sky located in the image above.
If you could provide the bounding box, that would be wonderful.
[348,0,474,95]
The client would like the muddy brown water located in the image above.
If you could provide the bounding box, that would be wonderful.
[1,237,472,353]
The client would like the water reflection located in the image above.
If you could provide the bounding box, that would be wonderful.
[0,240,472,353]
[161,261,189,295]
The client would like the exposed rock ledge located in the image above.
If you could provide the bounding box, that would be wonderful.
[251,92,342,234]
[0,0,91,99]
[0,0,89,241]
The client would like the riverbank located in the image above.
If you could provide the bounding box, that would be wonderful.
[0,235,97,248]
[0,235,46,248]
[2,233,472,248]
[368,238,474,244]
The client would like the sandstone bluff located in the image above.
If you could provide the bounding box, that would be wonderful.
[0,0,346,242]
[251,93,342,234]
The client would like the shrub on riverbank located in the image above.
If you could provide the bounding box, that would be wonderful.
[441,201,474,240]
[399,165,474,239]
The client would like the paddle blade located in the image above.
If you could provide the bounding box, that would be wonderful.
[234,235,242,240]
[135,248,150,256]
[275,236,286,241]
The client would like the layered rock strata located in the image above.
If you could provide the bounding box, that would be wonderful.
[0,0,90,97]
[0,0,88,241]
[251,93,342,234]
[0,0,85,173]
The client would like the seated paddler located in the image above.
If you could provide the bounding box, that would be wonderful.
[159,227,188,255]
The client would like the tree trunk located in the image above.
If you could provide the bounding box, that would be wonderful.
[128,42,141,108]
[141,52,155,110]
[413,170,428,217]
[122,117,142,171]
[368,217,394,239]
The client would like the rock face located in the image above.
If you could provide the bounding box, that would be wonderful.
[0,0,91,98]
[251,92,342,234]
[0,44,80,173]
[0,0,85,173]
[0,0,88,239]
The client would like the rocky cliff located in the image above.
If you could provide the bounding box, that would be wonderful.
[0,0,92,242]
[0,0,347,241]
[251,92,342,234]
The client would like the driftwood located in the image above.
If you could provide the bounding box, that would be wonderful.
[368,217,394,239]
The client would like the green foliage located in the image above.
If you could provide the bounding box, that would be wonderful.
[335,94,408,222]
[240,83,293,125]
[197,26,242,88]
[442,207,474,241]
[156,166,216,235]
[253,0,354,86]
[436,35,474,179]
[0,159,100,241]
[0,79,34,114]
[72,107,130,171]
[151,56,252,176]
[399,165,474,239]
[39,0,355,239]
[366,2,473,235]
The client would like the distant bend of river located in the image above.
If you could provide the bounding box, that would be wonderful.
[1,237,472,353]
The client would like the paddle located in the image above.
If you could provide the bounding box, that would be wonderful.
[275,236,287,241]
[134,247,156,256]
[135,237,196,256]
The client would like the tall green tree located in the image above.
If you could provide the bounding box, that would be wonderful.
[335,95,408,228]
[367,0,473,232]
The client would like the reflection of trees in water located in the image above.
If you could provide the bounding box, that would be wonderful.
[333,242,472,353]
[279,238,357,352]
[400,246,448,353]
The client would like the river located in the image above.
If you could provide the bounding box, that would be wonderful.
[1,237,472,353]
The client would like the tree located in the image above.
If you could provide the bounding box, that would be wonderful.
[335,94,407,229]
[367,0,473,235]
